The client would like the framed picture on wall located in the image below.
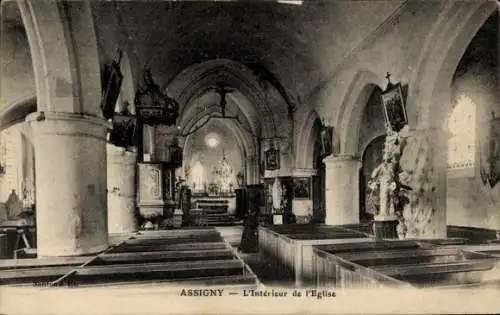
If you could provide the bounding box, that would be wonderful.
[293,177,311,199]
[381,83,408,132]
[264,147,280,171]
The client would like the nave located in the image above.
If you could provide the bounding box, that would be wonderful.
[0,2,499,309]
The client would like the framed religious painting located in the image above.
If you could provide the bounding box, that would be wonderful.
[293,177,311,199]
[264,147,280,171]
[381,83,408,132]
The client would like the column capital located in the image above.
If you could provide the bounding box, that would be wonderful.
[26,111,110,140]
[323,154,360,164]
[291,168,317,177]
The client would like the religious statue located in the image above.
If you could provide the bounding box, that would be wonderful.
[271,177,282,212]
[367,123,411,221]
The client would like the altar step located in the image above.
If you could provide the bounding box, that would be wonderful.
[206,214,240,226]
[0,228,259,288]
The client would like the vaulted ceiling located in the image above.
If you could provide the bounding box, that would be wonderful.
[92,0,405,103]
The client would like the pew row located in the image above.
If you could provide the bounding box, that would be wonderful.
[0,228,260,288]
[258,224,373,287]
[312,240,500,289]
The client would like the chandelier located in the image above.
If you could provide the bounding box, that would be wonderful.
[213,150,234,192]
[214,152,234,179]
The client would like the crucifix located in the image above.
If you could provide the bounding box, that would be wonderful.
[213,85,235,117]
[385,72,392,83]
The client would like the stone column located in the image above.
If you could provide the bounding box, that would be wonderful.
[246,154,260,185]
[107,144,137,234]
[27,112,109,257]
[323,155,361,225]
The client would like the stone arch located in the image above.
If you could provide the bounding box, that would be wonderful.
[410,1,498,129]
[295,109,321,169]
[359,132,387,162]
[180,117,257,185]
[179,102,259,185]
[0,97,36,131]
[335,69,385,156]
[165,59,275,139]
[16,0,102,115]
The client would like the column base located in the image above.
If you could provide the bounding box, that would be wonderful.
[38,243,109,258]
[373,220,398,239]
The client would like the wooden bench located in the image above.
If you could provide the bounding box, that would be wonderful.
[0,259,245,285]
[340,247,466,267]
[258,225,374,287]
[312,241,500,289]
[0,227,260,288]
[122,234,223,246]
[447,225,498,244]
[312,246,410,289]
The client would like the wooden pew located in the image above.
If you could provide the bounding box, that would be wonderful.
[315,240,426,254]
[373,259,498,277]
[311,246,411,289]
[315,243,500,289]
[0,227,261,289]
[96,249,235,264]
[258,225,374,287]
[340,247,466,267]
[0,259,245,286]
[112,241,228,253]
[122,235,223,246]
[0,248,236,271]
[447,225,498,244]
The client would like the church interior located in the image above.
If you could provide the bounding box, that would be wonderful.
[0,0,500,292]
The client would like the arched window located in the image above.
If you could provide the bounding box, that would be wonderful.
[447,94,476,172]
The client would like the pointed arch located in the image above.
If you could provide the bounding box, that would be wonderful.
[410,0,497,129]
[165,59,278,139]
[334,69,385,156]
[295,109,321,169]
